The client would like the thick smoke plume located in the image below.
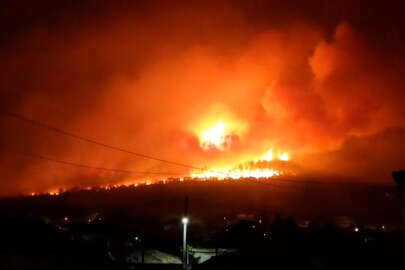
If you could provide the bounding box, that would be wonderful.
[0,1,404,196]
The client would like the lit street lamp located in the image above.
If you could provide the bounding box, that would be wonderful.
[182,216,189,269]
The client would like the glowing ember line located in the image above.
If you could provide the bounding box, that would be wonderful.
[190,148,290,180]
[190,168,280,180]
[27,148,292,196]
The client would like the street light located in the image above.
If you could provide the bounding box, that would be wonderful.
[182,196,189,269]
[182,216,189,269]
[182,217,189,224]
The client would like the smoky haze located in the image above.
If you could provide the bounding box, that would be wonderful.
[0,0,404,196]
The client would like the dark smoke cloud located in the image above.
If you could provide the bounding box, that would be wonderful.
[0,0,404,196]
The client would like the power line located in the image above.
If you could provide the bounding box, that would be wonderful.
[3,149,188,176]
[1,112,335,183]
[1,149,304,187]
[1,111,203,170]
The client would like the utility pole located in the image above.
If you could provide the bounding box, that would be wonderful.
[182,196,189,269]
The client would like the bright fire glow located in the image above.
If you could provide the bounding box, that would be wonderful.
[278,152,289,161]
[191,148,291,180]
[27,133,291,196]
[193,113,247,152]
[258,149,289,162]
[190,168,280,180]
[27,147,293,196]
[200,121,227,150]
[261,149,273,161]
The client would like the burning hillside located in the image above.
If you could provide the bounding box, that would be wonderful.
[0,1,405,197]
[187,119,296,179]
[190,148,296,180]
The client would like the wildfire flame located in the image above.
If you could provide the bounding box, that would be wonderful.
[192,120,292,180]
[258,149,289,162]
[194,114,246,152]
[190,168,280,180]
[29,149,293,196]
[191,148,291,180]
[278,152,289,161]
[200,121,227,150]
[28,121,293,196]
[261,149,274,162]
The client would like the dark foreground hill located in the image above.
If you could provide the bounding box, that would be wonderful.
[0,179,401,227]
[0,179,403,269]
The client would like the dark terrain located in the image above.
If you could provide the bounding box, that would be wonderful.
[0,179,403,269]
